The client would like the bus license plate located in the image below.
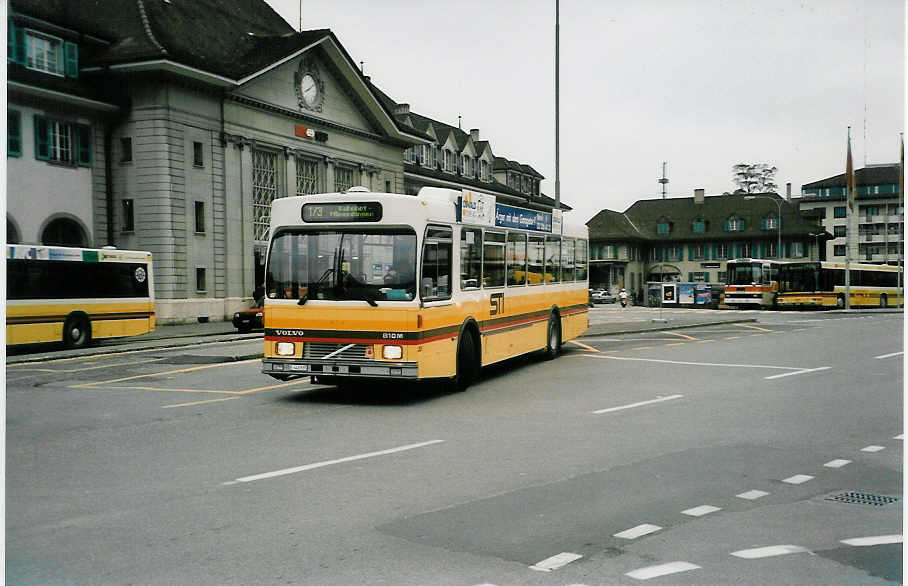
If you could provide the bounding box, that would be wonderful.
[289,364,308,371]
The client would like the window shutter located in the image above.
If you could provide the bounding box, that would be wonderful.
[34,117,49,160]
[8,110,22,157]
[724,220,730,232]
[11,21,26,65]
[64,42,79,78]
[7,20,15,63]
[77,125,92,166]
[760,218,766,230]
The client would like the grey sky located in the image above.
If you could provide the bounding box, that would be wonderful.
[267,0,904,224]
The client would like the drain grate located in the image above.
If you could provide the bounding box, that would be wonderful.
[825,491,900,506]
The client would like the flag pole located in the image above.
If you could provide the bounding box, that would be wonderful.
[845,127,853,310]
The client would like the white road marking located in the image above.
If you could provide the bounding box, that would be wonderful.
[861,445,886,452]
[764,366,831,380]
[824,459,852,468]
[663,330,697,340]
[894,434,904,440]
[529,552,582,572]
[682,505,721,517]
[840,535,903,546]
[614,524,662,540]
[586,355,804,372]
[782,474,814,484]
[735,323,773,332]
[225,440,444,484]
[737,490,770,500]
[592,394,684,414]
[626,561,701,580]
[875,351,904,359]
[731,545,809,559]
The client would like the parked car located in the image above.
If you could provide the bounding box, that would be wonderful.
[232,298,264,333]
[590,289,617,304]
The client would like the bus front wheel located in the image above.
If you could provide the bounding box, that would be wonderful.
[544,313,561,360]
[450,331,479,392]
[63,314,91,349]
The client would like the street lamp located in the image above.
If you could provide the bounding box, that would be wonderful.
[745,195,782,259]
[808,232,823,261]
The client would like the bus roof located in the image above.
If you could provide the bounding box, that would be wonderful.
[269,187,588,239]
[7,244,152,262]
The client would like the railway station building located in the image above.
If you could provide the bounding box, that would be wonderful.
[7,0,565,323]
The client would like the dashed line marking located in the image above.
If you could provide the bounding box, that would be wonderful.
[894,434,904,440]
[224,439,444,485]
[737,490,770,500]
[725,336,742,340]
[861,445,886,452]
[163,397,240,408]
[614,524,662,540]
[592,394,683,415]
[764,366,831,380]
[875,351,904,359]
[782,474,814,485]
[681,505,721,517]
[824,459,852,468]
[735,323,773,332]
[663,330,697,340]
[840,535,903,546]
[731,545,809,559]
[626,561,700,580]
[529,552,583,572]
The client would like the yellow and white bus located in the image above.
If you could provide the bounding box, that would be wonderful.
[776,260,903,309]
[261,186,589,390]
[7,244,155,348]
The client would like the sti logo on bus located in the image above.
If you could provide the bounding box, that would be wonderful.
[490,292,504,316]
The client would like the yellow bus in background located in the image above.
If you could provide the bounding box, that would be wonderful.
[261,186,589,390]
[777,260,903,309]
[6,245,155,348]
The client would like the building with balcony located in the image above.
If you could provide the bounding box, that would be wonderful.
[797,163,903,264]
[586,189,827,298]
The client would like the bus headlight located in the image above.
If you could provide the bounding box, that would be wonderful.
[382,345,402,359]
[276,342,295,356]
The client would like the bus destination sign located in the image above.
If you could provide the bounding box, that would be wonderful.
[302,202,383,223]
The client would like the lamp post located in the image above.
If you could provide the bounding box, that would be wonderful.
[745,195,783,259]
[809,232,823,261]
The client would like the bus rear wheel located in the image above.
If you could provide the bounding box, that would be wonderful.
[544,313,561,360]
[63,314,91,349]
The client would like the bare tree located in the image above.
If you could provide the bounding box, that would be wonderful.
[732,163,778,193]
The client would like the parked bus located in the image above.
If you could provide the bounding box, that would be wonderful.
[261,186,589,390]
[723,258,785,309]
[6,244,155,348]
[776,261,903,309]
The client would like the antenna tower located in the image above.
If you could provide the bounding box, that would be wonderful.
[658,161,669,199]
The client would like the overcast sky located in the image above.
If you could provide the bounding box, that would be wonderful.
[266,0,904,224]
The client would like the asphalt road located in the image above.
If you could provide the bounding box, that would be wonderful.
[5,310,903,585]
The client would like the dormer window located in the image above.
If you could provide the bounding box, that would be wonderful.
[8,23,78,78]
[692,219,707,233]
[656,218,672,235]
[462,155,473,177]
[724,215,744,232]
[761,215,779,230]
[480,160,489,181]
[443,149,454,173]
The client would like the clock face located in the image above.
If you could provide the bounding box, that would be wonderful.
[300,74,318,106]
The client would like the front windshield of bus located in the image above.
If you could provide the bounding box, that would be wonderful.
[266,227,417,302]
[728,262,762,285]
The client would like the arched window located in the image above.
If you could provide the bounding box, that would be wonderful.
[7,217,20,244]
[725,215,744,232]
[761,214,779,230]
[41,217,87,247]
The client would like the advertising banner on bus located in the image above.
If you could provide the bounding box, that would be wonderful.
[494,203,553,232]
[460,190,496,226]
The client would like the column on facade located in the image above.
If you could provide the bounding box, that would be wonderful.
[324,155,336,192]
[286,149,298,198]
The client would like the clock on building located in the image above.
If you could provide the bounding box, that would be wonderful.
[295,59,324,112]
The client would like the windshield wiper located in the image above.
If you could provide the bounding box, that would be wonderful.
[298,267,336,305]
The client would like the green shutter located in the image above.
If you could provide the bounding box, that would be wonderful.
[724,220,730,232]
[64,42,78,78]
[9,20,26,65]
[77,125,92,166]
[7,20,15,62]
[7,110,21,157]
[760,218,766,230]
[34,117,50,160]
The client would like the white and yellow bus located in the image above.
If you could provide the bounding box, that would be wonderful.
[7,244,155,348]
[261,186,589,390]
[776,260,903,308]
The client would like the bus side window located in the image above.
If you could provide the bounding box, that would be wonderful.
[527,236,544,285]
[460,228,482,289]
[422,225,452,300]
[507,232,527,286]
[545,235,561,283]
[562,237,575,281]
